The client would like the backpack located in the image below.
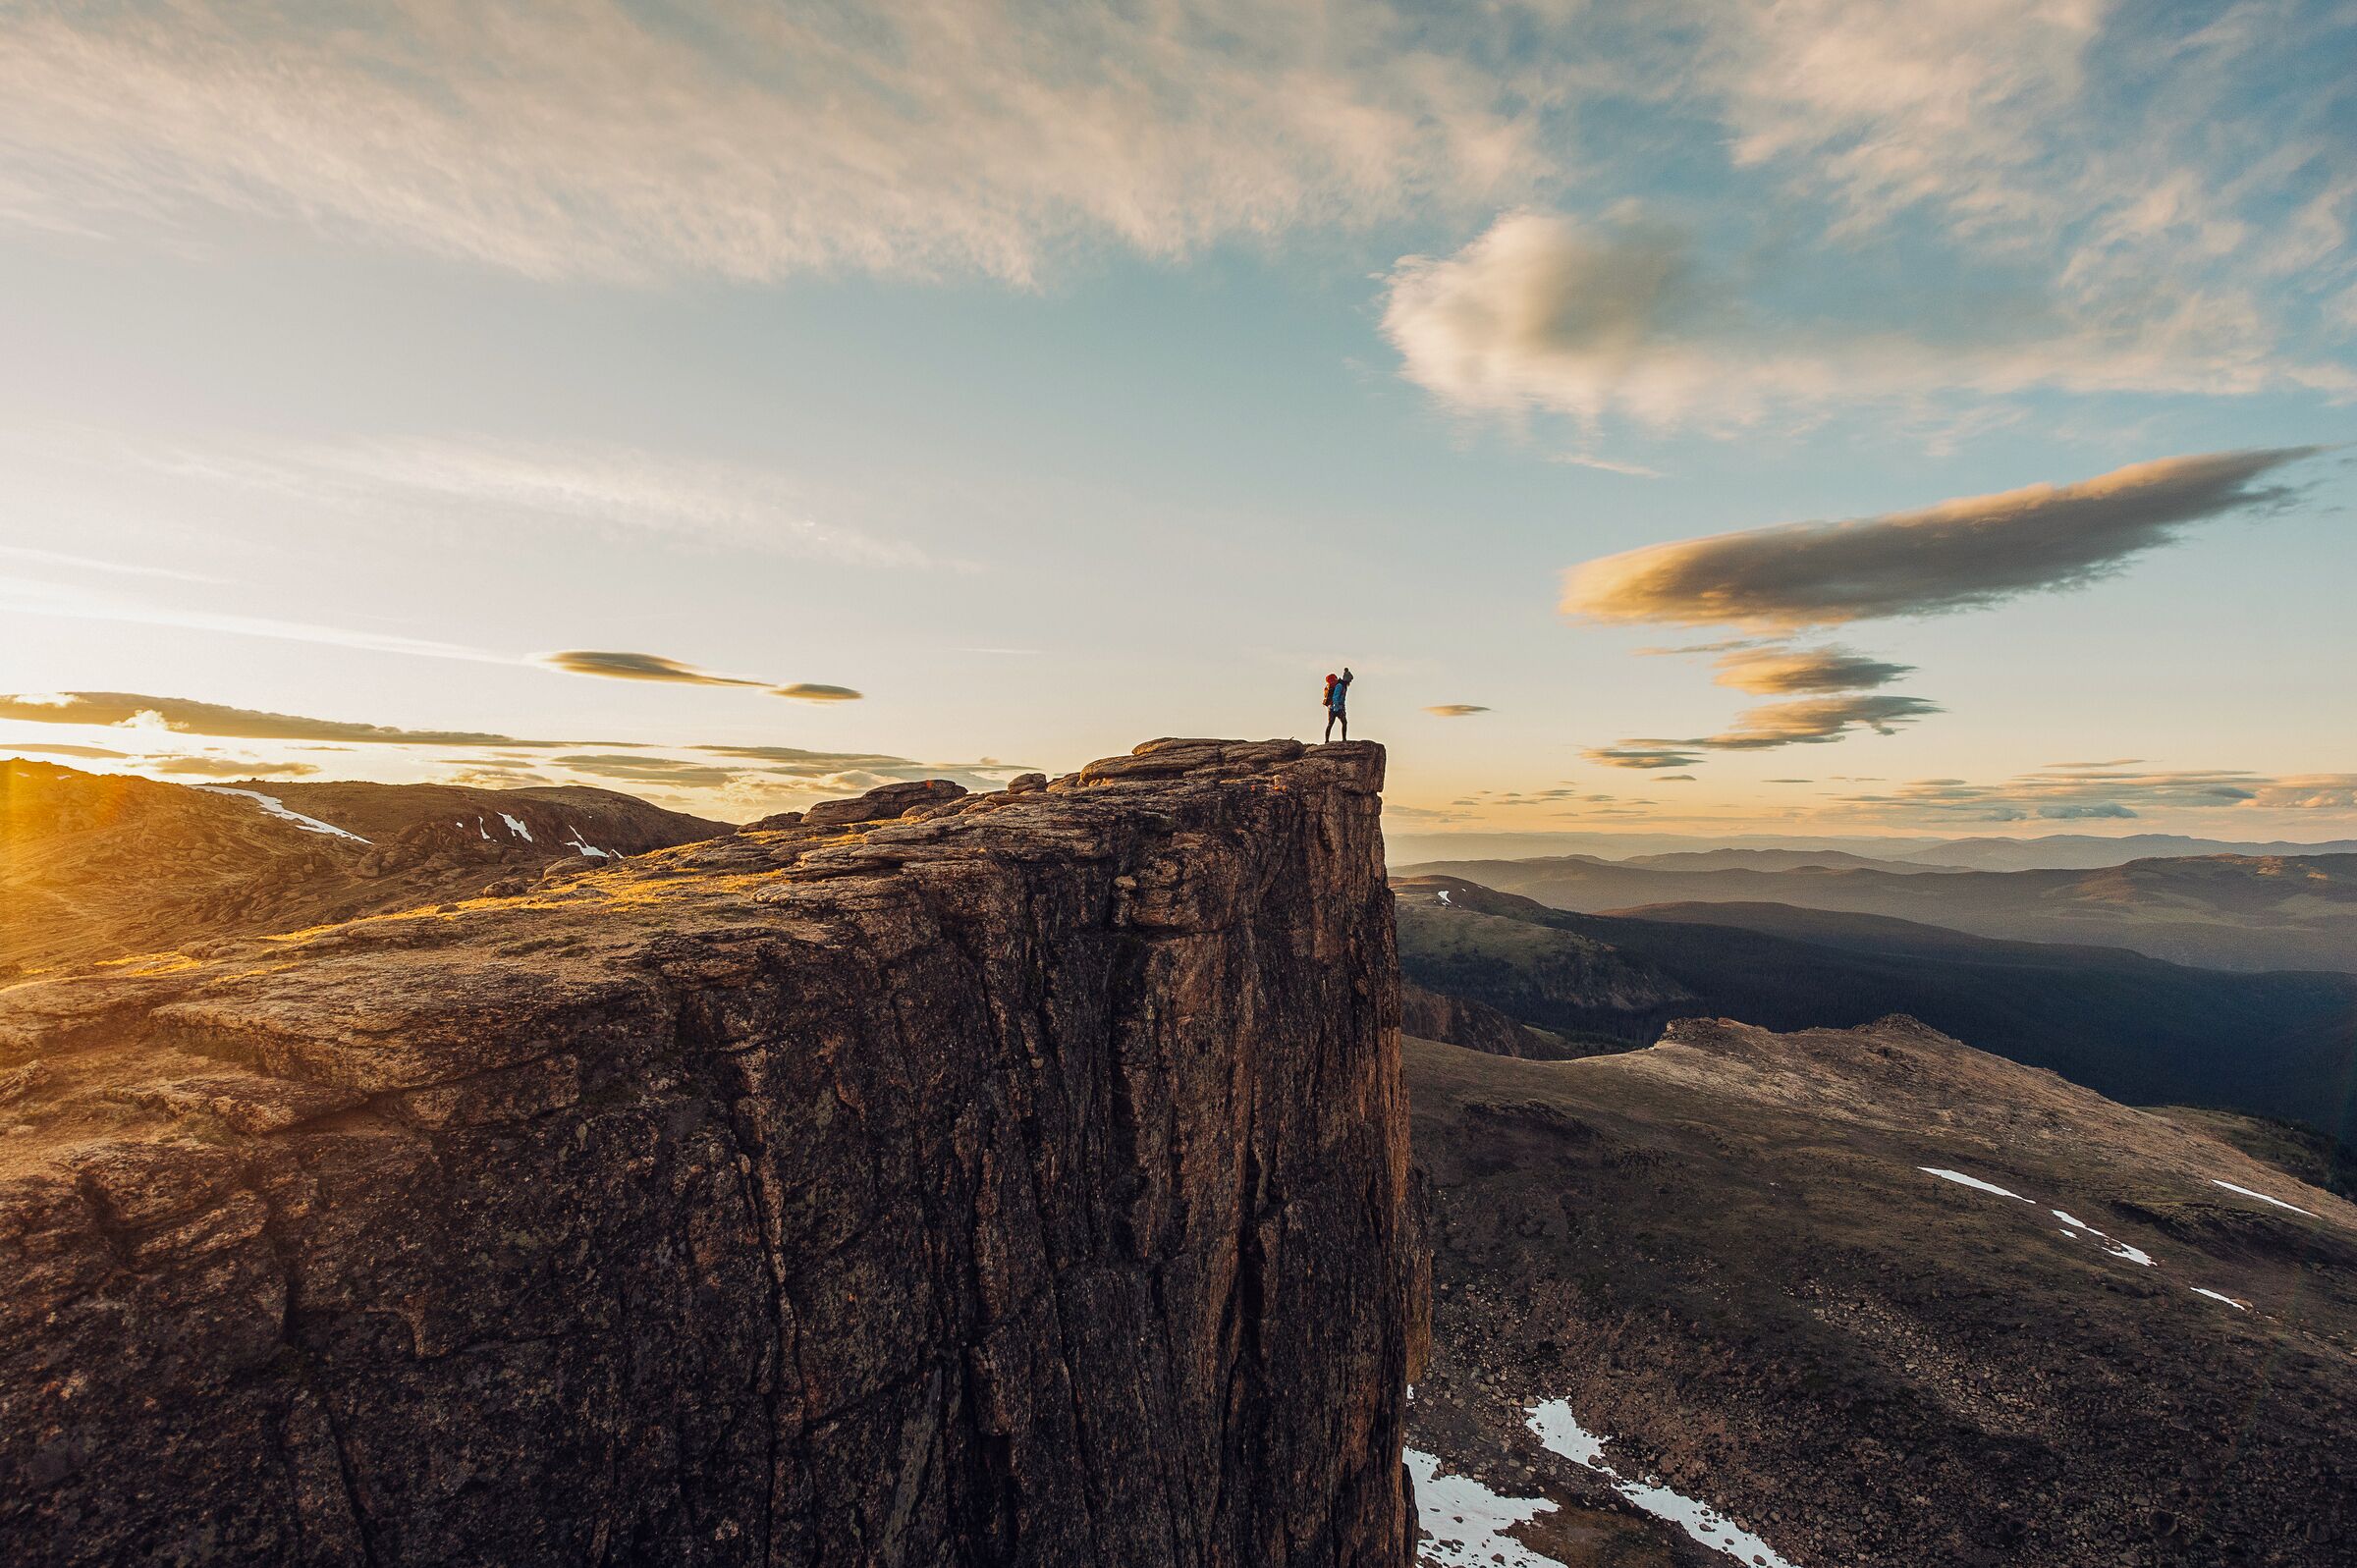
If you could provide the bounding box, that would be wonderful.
[1322,674,1339,706]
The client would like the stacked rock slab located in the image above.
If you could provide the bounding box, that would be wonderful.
[0,739,1419,1568]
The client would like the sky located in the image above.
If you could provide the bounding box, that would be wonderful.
[1,0,2352,838]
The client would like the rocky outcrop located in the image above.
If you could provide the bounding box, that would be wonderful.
[1399,982,1584,1060]
[0,739,1420,1568]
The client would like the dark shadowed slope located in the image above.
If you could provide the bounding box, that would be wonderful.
[1398,851,2357,973]
[1405,1019,2357,1568]
[1393,877,2357,1133]
[0,760,728,974]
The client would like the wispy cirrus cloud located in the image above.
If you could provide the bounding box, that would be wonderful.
[1564,448,2321,630]
[0,0,1535,285]
[1425,704,1491,717]
[108,433,942,568]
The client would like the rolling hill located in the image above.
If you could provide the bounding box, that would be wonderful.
[0,760,728,974]
[1405,1017,2357,1567]
[1393,876,2357,1131]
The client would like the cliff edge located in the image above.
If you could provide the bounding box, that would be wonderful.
[0,738,1420,1568]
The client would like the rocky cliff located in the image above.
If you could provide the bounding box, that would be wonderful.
[0,738,1421,1568]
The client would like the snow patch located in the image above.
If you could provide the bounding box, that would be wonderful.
[1920,1167,2028,1202]
[1406,1449,1563,1568]
[1524,1401,1801,1568]
[2190,1287,2249,1311]
[500,812,533,842]
[476,817,492,839]
[1437,889,1453,906]
[2211,1179,2317,1218]
[563,824,613,859]
[194,786,370,843]
[2050,1208,2156,1267]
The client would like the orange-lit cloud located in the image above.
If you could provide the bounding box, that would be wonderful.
[146,756,321,779]
[1699,693,1940,749]
[1425,704,1491,717]
[537,651,863,702]
[535,650,765,686]
[1710,645,1912,694]
[1562,447,2320,629]
[0,691,543,745]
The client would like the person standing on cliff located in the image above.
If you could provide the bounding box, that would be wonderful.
[1323,666,1353,742]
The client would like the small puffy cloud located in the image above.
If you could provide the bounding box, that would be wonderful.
[1425,704,1491,717]
[1563,448,2320,630]
[1710,645,1914,694]
[1384,212,1713,429]
[772,683,863,703]
[536,650,764,686]
[0,690,545,745]
[146,756,321,779]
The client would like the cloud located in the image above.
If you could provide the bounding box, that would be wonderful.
[1563,448,2320,629]
[0,691,550,746]
[552,754,741,788]
[1383,209,2351,433]
[1698,693,1942,749]
[1586,744,1707,771]
[1586,692,1941,772]
[94,434,941,569]
[1425,704,1491,717]
[1710,645,1914,693]
[1836,766,2357,823]
[1,573,511,664]
[1,742,129,759]
[0,543,224,583]
[0,1,1536,286]
[536,650,764,686]
[772,683,863,703]
[692,745,920,776]
[146,756,321,779]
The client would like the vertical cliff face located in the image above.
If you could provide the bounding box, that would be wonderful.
[0,738,1419,1568]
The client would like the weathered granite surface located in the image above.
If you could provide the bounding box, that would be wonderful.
[0,738,1421,1568]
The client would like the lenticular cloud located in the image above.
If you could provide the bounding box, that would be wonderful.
[1562,448,2319,631]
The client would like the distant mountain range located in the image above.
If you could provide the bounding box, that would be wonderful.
[1398,849,2357,972]
[1386,828,2357,872]
[1393,875,2357,1131]
[0,760,726,974]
